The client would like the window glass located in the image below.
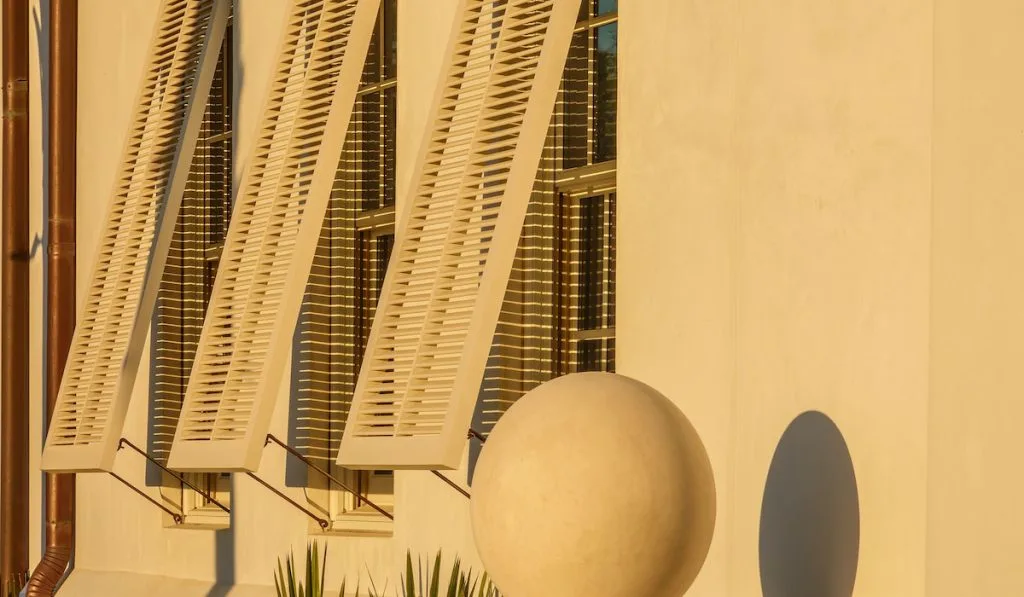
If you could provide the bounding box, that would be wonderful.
[577,339,603,372]
[376,234,395,300]
[596,0,618,15]
[383,0,397,80]
[357,93,382,211]
[382,87,397,206]
[579,195,604,331]
[606,192,616,328]
[362,14,380,86]
[594,22,617,163]
[562,31,589,169]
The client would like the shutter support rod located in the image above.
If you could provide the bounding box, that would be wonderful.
[264,434,393,521]
[244,472,329,530]
[117,438,230,514]
[427,428,488,500]
[430,471,470,499]
[107,472,182,525]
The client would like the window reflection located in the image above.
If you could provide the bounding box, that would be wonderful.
[596,0,618,16]
[594,22,617,163]
[382,0,397,80]
[383,87,396,206]
[562,31,589,169]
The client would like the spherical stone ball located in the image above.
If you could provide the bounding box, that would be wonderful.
[470,372,716,597]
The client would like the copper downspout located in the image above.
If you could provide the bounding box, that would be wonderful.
[26,1,77,594]
[0,0,31,593]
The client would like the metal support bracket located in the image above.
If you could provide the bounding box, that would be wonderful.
[430,470,470,499]
[244,471,329,530]
[264,434,393,521]
[108,471,182,525]
[117,438,230,514]
[428,429,487,499]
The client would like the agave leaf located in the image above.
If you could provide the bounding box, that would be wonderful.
[429,551,442,597]
[320,542,328,596]
[418,554,425,597]
[405,550,415,597]
[307,543,316,597]
[367,562,382,597]
[445,558,460,597]
[287,549,297,597]
[275,557,285,597]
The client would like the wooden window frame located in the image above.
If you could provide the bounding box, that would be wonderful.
[153,15,234,529]
[469,2,618,456]
[300,0,398,532]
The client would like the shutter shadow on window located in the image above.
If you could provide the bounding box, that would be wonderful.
[167,0,381,472]
[337,0,582,470]
[41,0,230,473]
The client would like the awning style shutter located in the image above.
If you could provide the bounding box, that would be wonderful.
[41,0,231,473]
[337,0,582,470]
[167,0,381,472]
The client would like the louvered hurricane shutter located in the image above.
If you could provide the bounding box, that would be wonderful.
[167,0,381,472]
[41,0,230,473]
[338,0,582,470]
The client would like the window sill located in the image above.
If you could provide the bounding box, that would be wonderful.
[311,511,393,537]
[162,506,231,530]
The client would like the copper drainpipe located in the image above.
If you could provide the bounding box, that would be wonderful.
[26,1,77,594]
[0,0,31,593]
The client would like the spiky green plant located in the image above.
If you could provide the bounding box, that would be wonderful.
[397,550,500,597]
[273,544,501,597]
[274,541,328,597]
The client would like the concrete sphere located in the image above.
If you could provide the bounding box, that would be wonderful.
[470,372,716,597]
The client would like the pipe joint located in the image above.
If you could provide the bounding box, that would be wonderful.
[47,242,77,257]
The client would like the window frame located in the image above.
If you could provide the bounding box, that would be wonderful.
[301,0,397,534]
[554,162,616,375]
[471,1,619,453]
[555,2,618,373]
[152,15,234,529]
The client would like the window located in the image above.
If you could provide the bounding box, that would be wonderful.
[297,0,396,534]
[150,17,233,528]
[564,1,617,168]
[556,187,616,374]
[472,1,618,458]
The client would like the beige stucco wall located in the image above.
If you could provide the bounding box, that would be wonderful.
[928,0,1024,594]
[6,0,1024,595]
[619,0,931,595]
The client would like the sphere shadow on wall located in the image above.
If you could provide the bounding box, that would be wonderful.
[759,411,859,597]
